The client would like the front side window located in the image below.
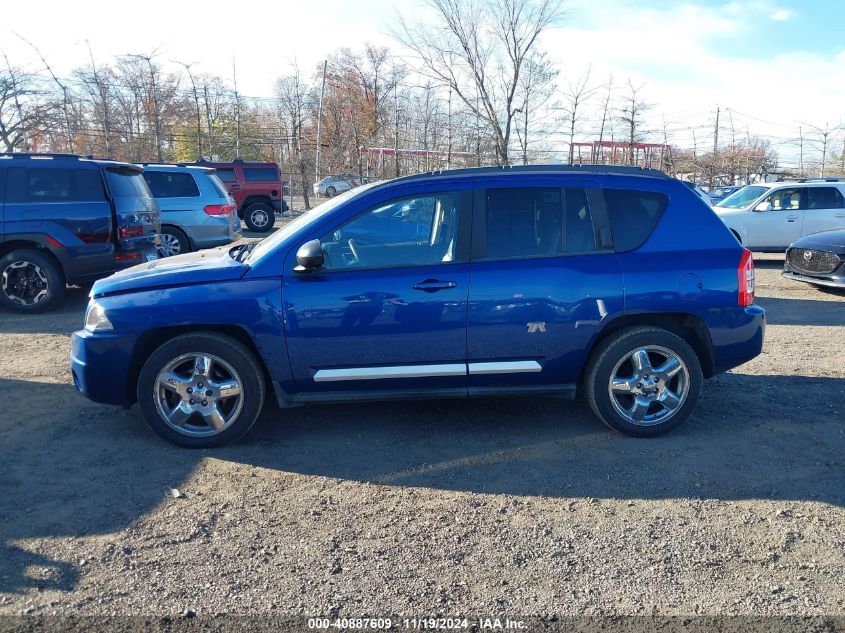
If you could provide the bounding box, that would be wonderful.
[483,187,596,259]
[6,167,106,203]
[763,188,802,211]
[806,187,845,210]
[319,192,461,270]
[143,171,200,198]
[243,167,279,181]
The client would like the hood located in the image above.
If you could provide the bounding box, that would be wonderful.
[92,249,248,297]
[792,229,845,250]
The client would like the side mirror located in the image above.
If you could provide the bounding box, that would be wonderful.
[754,201,772,212]
[293,239,324,273]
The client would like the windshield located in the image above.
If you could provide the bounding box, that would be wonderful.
[244,181,382,264]
[716,185,768,209]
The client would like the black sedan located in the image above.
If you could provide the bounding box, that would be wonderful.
[783,229,845,290]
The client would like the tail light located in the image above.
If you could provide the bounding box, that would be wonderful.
[115,252,142,262]
[737,248,755,306]
[118,227,144,238]
[204,203,235,216]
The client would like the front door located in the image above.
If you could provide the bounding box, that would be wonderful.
[283,185,472,395]
[802,186,845,238]
[467,180,623,393]
[748,187,804,249]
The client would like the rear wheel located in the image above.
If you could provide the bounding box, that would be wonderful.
[137,333,266,448]
[0,249,65,313]
[157,226,192,258]
[243,202,274,233]
[325,185,337,197]
[584,326,703,437]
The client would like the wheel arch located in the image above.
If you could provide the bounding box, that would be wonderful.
[125,324,272,405]
[240,195,273,212]
[583,312,716,384]
[0,239,67,283]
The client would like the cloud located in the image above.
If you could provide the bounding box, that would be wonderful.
[769,8,796,21]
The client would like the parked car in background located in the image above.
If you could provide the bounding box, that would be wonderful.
[314,175,361,198]
[71,165,764,447]
[683,181,713,206]
[708,185,741,202]
[192,160,287,233]
[141,164,241,257]
[715,181,845,250]
[782,229,845,290]
[0,153,159,313]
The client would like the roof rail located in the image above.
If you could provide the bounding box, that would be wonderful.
[794,177,845,183]
[0,152,80,159]
[389,164,671,184]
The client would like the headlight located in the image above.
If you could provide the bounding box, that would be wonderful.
[84,302,114,332]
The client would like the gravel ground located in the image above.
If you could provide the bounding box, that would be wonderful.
[0,220,843,620]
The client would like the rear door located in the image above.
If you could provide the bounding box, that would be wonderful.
[748,187,804,249]
[801,186,845,238]
[4,164,114,273]
[466,179,623,393]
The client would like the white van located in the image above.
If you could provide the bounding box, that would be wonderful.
[714,180,845,251]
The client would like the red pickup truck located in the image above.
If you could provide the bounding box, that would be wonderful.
[194,160,288,233]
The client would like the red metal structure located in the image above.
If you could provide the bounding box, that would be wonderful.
[570,141,672,169]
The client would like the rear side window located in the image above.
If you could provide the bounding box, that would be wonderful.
[105,168,152,198]
[604,189,668,252]
[216,168,237,183]
[143,171,200,198]
[806,187,845,210]
[483,187,596,259]
[6,167,106,203]
[243,167,279,181]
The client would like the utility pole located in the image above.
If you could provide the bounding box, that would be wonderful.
[393,82,400,178]
[711,105,720,187]
[176,60,202,159]
[692,128,698,184]
[232,58,241,159]
[315,59,327,184]
[446,84,452,169]
[799,127,804,177]
[203,85,214,157]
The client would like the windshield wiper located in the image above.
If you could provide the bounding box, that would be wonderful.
[233,240,259,263]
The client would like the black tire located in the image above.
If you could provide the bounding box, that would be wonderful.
[243,202,274,233]
[137,333,266,448]
[325,186,337,197]
[584,326,703,437]
[157,226,192,258]
[0,249,65,313]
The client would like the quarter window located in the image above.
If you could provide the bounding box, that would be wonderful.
[143,171,200,198]
[6,167,106,203]
[483,187,596,259]
[320,192,461,270]
[806,187,845,210]
[605,189,668,252]
[216,168,237,183]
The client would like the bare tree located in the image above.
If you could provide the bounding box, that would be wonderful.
[75,41,115,157]
[562,65,597,164]
[396,0,565,165]
[803,122,839,178]
[1,51,31,151]
[125,52,164,161]
[513,52,557,164]
[617,79,650,166]
[175,60,203,159]
[276,63,312,209]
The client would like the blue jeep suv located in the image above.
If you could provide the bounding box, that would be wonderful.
[71,166,765,447]
[0,153,159,312]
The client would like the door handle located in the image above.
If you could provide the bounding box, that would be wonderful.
[230,185,241,190]
[413,279,457,292]
[836,213,845,218]
[786,214,798,221]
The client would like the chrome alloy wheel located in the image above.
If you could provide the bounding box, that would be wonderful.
[158,233,182,257]
[154,353,244,437]
[1,260,49,306]
[608,345,690,426]
[250,208,270,229]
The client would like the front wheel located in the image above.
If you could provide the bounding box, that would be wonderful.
[325,186,337,197]
[137,333,266,447]
[584,327,703,437]
[0,249,65,313]
[243,202,274,233]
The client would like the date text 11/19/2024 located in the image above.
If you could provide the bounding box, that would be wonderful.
[308,617,527,630]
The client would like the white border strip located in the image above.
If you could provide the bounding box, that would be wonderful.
[468,360,542,375]
[313,363,467,382]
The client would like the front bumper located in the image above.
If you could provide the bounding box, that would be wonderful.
[70,329,137,407]
[782,270,844,289]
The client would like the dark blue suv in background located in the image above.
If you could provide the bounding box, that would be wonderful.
[71,165,765,447]
[0,153,159,312]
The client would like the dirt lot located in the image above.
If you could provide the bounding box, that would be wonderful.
[0,227,843,619]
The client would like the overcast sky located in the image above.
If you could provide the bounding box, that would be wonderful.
[3,0,843,166]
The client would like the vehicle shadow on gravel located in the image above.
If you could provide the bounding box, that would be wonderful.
[0,287,89,335]
[756,295,845,326]
[0,372,843,593]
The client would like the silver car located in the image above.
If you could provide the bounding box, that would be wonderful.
[313,175,360,198]
[141,165,242,257]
